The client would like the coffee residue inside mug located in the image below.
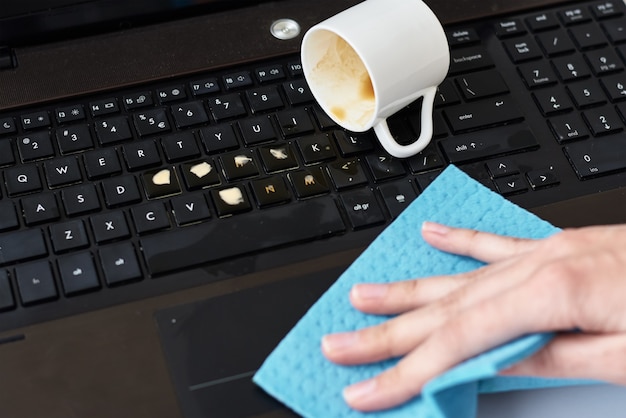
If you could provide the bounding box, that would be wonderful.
[312,34,375,130]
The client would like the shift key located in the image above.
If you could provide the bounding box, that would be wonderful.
[444,96,523,134]
[0,229,48,265]
[440,128,538,164]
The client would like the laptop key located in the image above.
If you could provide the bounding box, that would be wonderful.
[55,104,85,124]
[488,18,517,37]
[170,193,211,226]
[456,70,509,100]
[494,175,529,196]
[15,260,58,305]
[378,180,418,219]
[220,150,260,181]
[600,73,626,102]
[123,91,154,110]
[130,201,171,234]
[327,159,368,190]
[0,117,17,135]
[98,242,142,286]
[0,229,47,266]
[89,98,120,116]
[586,48,624,75]
[161,132,201,162]
[21,192,61,226]
[527,167,560,190]
[223,71,253,90]
[134,108,171,137]
[56,124,94,154]
[246,86,284,113]
[448,46,494,74]
[208,94,247,121]
[61,183,102,216]
[17,131,55,162]
[101,175,142,207]
[365,155,407,182]
[258,143,299,172]
[564,135,626,178]
[340,188,385,229]
[157,85,187,104]
[210,185,252,216]
[570,24,608,50]
[4,164,43,196]
[443,96,523,133]
[141,197,345,275]
[238,115,277,145]
[567,80,607,108]
[532,87,574,115]
[283,79,315,105]
[251,176,291,207]
[0,201,19,231]
[57,251,100,295]
[440,129,538,163]
[503,37,543,63]
[171,101,209,128]
[95,116,133,144]
[276,108,315,137]
[44,156,83,187]
[582,107,622,136]
[297,133,336,164]
[190,78,220,96]
[20,111,51,131]
[0,270,15,311]
[49,220,90,253]
[180,160,221,189]
[84,148,123,179]
[90,211,131,243]
[255,64,286,83]
[123,139,162,170]
[200,124,240,153]
[548,114,590,143]
[552,55,591,81]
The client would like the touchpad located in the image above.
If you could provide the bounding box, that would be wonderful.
[155,268,342,418]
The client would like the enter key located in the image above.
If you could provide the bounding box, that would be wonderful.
[443,96,524,134]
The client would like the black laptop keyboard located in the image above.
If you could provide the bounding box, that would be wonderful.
[1,0,626,329]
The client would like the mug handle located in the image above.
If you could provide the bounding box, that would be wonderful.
[373,86,438,159]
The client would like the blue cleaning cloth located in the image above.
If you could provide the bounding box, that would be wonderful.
[254,165,586,418]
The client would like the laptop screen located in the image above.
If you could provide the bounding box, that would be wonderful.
[0,0,273,46]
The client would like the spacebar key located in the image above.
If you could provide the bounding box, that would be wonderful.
[141,197,346,275]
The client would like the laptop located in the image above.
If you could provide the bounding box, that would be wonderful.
[1,0,626,417]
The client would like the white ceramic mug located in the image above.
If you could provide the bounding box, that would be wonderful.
[301,0,450,158]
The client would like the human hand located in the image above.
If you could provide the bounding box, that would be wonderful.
[321,222,626,412]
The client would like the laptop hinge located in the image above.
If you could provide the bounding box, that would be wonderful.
[0,47,17,70]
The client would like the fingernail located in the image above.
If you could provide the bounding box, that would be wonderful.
[422,221,450,235]
[344,379,377,404]
[351,283,388,300]
[322,332,358,354]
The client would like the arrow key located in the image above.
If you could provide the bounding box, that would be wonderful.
[527,167,560,190]
[486,159,519,178]
[494,175,528,196]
